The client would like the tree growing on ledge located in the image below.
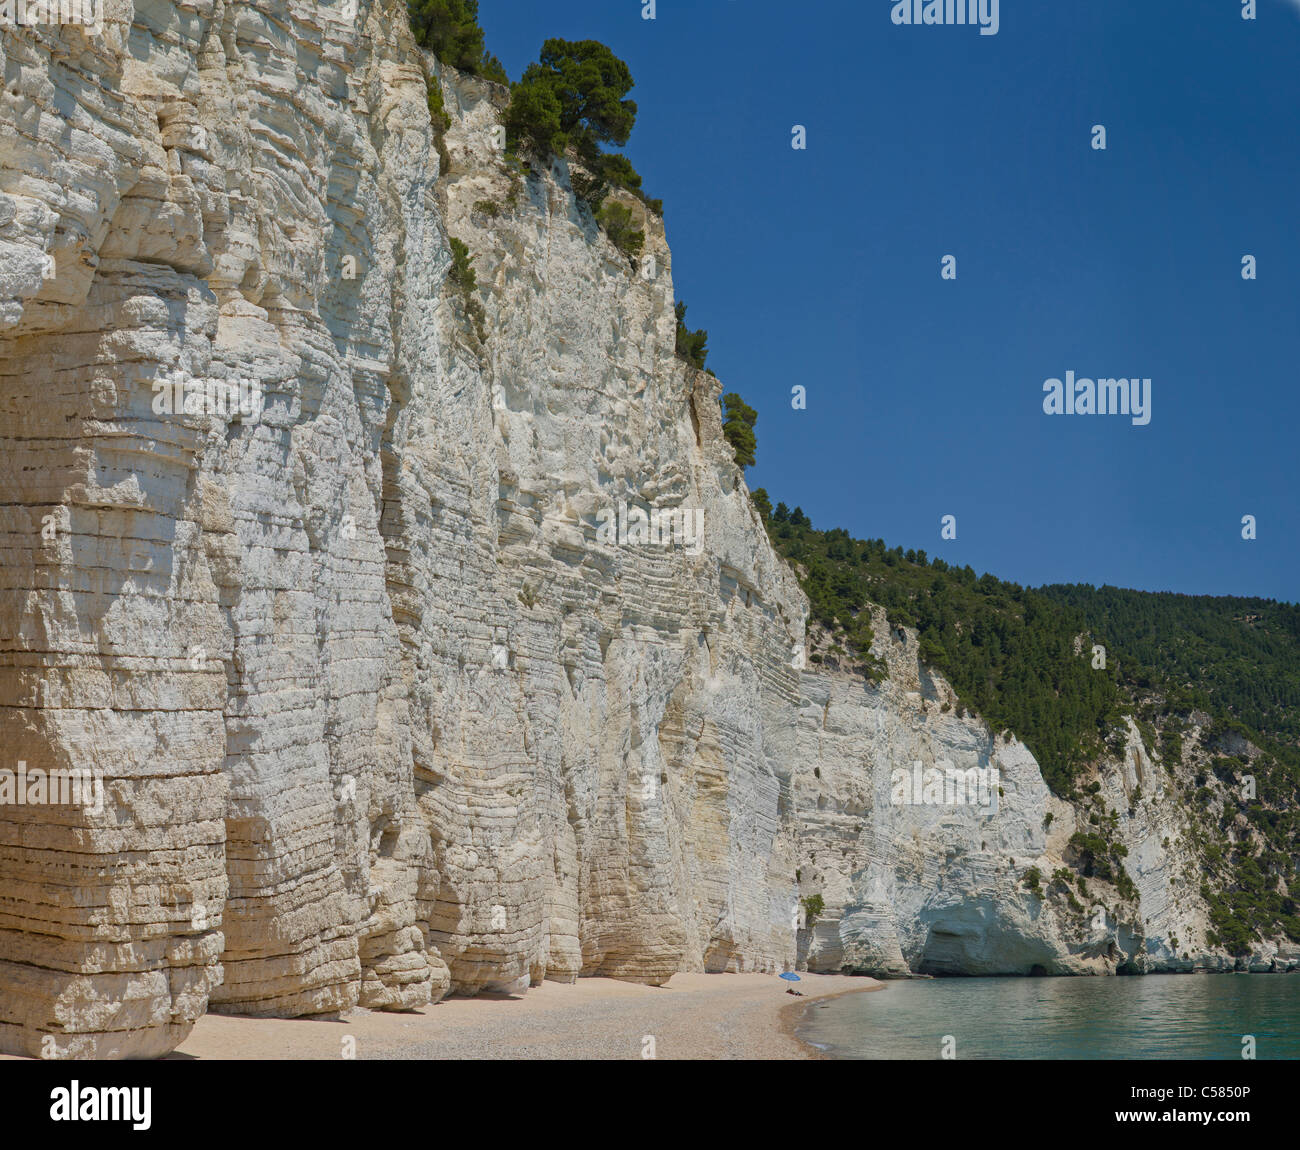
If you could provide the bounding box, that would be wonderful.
[800,893,825,928]
[408,0,508,83]
[722,392,757,470]
[594,201,644,261]
[674,301,708,370]
[505,39,646,193]
[510,39,637,158]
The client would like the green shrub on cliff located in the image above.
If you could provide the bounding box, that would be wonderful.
[721,392,757,469]
[447,238,486,342]
[504,74,566,157]
[449,237,476,293]
[426,76,453,173]
[504,39,653,218]
[594,201,643,261]
[674,301,708,370]
[595,152,643,194]
[800,893,825,928]
[408,0,508,82]
[506,39,637,160]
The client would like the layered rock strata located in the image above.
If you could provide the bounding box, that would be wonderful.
[0,3,1290,1060]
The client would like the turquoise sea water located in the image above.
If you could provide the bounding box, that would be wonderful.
[797,974,1300,1059]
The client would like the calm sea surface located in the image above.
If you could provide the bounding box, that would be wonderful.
[796,974,1300,1059]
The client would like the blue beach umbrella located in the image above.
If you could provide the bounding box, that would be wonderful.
[779,972,801,982]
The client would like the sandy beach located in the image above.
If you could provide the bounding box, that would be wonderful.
[164,972,882,1060]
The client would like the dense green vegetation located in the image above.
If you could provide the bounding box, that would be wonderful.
[1038,586,1300,750]
[507,39,637,158]
[1038,584,1300,951]
[766,510,1125,794]
[760,504,1300,948]
[594,201,643,261]
[721,392,757,470]
[408,0,508,83]
[504,40,648,195]
[501,38,660,250]
[424,74,454,174]
[1021,866,1044,897]
[674,301,708,370]
[447,238,487,342]
[448,237,476,293]
[1068,830,1138,902]
[801,893,825,928]
[573,154,661,216]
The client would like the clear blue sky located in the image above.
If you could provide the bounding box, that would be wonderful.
[476,0,1300,601]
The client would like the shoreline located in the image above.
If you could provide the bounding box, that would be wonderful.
[161,970,886,1061]
[10,969,1293,1061]
[0,970,883,1062]
[780,975,886,1060]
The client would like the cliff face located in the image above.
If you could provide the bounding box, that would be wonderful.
[789,620,1299,981]
[0,4,1291,1060]
[0,3,808,1058]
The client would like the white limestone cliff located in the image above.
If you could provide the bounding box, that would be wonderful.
[0,2,1291,1060]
